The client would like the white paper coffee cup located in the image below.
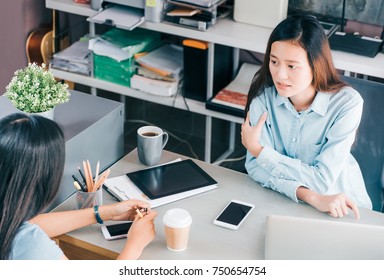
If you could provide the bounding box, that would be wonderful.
[163,208,192,251]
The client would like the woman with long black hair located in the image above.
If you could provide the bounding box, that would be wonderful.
[242,15,372,218]
[0,113,156,260]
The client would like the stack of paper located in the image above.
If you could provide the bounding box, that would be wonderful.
[170,0,223,8]
[131,74,179,97]
[164,0,229,31]
[88,28,161,62]
[135,44,183,79]
[50,41,92,76]
[131,44,183,96]
[88,28,161,87]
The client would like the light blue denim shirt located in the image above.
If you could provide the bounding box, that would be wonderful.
[245,85,372,209]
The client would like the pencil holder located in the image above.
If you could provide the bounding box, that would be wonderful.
[75,188,102,209]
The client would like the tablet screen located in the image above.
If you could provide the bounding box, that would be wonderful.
[126,159,217,199]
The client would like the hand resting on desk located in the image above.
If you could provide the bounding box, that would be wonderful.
[296,188,360,219]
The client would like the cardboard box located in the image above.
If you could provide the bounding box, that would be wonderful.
[234,0,288,28]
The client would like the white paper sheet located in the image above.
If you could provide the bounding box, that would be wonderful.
[88,5,145,31]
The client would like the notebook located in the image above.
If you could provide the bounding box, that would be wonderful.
[264,215,384,260]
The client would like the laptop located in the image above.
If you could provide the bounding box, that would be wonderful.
[265,215,384,260]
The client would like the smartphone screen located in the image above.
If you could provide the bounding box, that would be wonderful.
[216,201,253,226]
[106,222,132,237]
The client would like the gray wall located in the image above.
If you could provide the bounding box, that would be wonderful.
[0,0,51,94]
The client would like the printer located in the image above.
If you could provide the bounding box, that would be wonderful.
[89,0,165,28]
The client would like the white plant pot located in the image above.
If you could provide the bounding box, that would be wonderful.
[30,108,55,120]
[15,107,55,120]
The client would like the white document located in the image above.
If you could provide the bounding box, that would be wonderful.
[88,37,133,62]
[53,41,91,64]
[88,5,145,31]
[103,159,218,208]
[224,63,260,93]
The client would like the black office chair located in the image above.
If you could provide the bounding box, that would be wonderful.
[342,76,384,212]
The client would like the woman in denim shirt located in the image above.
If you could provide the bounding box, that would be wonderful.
[242,15,372,218]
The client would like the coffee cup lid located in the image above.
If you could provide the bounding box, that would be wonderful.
[163,208,192,228]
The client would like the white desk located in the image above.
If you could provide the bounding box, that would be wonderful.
[53,149,384,259]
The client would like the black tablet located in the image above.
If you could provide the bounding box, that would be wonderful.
[126,159,217,199]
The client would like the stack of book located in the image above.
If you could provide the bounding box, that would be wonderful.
[130,44,183,96]
[206,63,261,117]
[88,28,161,87]
[50,40,92,76]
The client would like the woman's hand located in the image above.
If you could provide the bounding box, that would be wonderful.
[118,210,157,260]
[241,112,267,157]
[315,193,360,219]
[100,199,151,222]
[297,187,360,219]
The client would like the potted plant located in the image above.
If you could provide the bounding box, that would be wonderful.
[5,63,70,118]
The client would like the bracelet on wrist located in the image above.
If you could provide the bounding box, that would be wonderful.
[93,205,104,224]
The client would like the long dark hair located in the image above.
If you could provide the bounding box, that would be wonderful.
[245,14,347,114]
[0,113,65,259]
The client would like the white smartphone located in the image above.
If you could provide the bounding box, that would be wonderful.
[213,200,255,230]
[101,222,132,240]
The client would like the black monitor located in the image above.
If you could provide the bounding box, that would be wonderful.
[288,0,383,56]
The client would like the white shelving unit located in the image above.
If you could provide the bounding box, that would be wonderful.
[45,0,384,162]
[46,0,384,78]
[49,67,243,123]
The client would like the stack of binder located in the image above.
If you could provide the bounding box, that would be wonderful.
[164,0,230,31]
[88,28,161,87]
[131,44,183,96]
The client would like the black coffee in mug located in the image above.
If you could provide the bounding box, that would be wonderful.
[137,126,169,166]
[142,132,159,137]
